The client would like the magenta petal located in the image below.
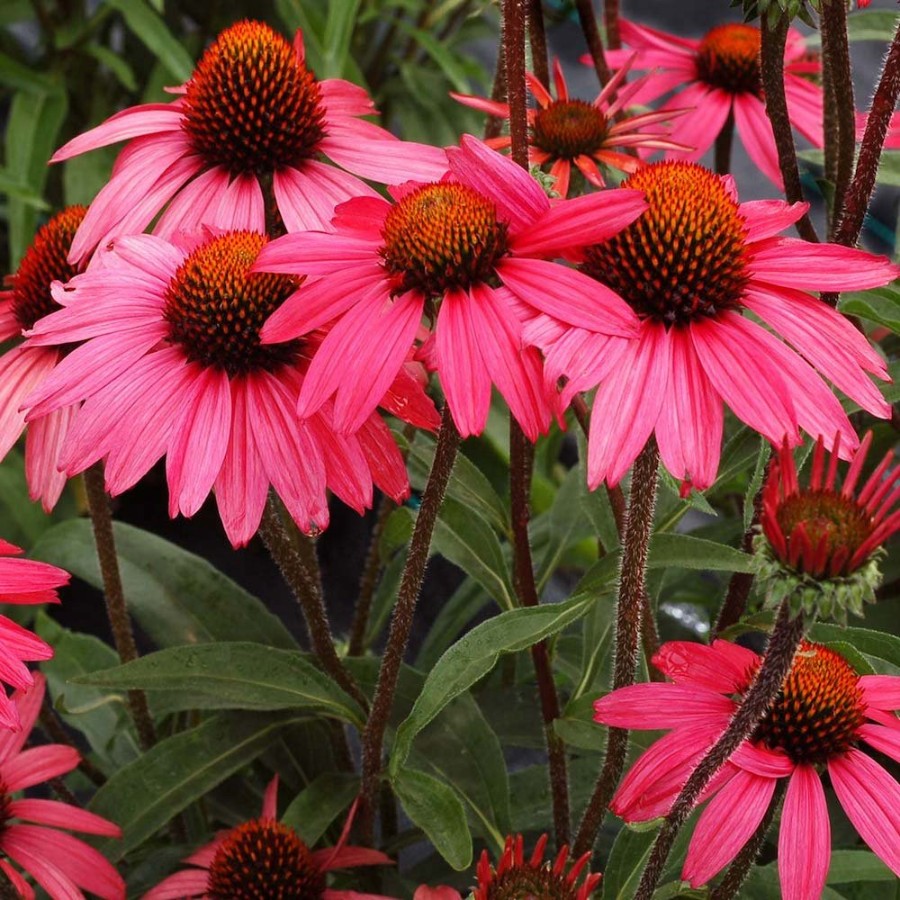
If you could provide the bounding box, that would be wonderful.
[274,162,379,233]
[730,742,795,778]
[593,682,735,729]
[255,231,380,276]
[655,326,723,492]
[652,640,758,693]
[858,722,900,764]
[307,411,372,514]
[664,84,731,161]
[0,677,45,765]
[0,347,56,461]
[0,831,83,900]
[587,319,669,488]
[0,745,79,792]
[829,750,900,876]
[683,768,776,888]
[143,868,210,900]
[9,799,120,837]
[319,78,376,117]
[435,289,491,438]
[777,766,831,900]
[733,93,783,189]
[25,405,74,512]
[740,199,809,242]
[356,414,410,504]
[859,675,900,711]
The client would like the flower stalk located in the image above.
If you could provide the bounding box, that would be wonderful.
[574,440,660,856]
[633,599,805,900]
[82,463,157,751]
[575,0,613,86]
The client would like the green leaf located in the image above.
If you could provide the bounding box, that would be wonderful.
[393,768,473,871]
[0,169,49,208]
[649,533,755,573]
[827,850,896,884]
[31,520,298,650]
[415,577,493,670]
[321,0,362,78]
[75,643,364,726]
[847,10,900,43]
[281,772,359,845]
[0,51,57,93]
[601,826,657,900]
[809,623,900,669]
[90,711,303,858]
[0,450,62,545]
[104,0,194,82]
[85,43,138,91]
[36,613,140,769]
[400,25,472,92]
[389,593,594,775]
[840,286,900,331]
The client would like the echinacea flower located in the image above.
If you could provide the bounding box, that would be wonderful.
[597,20,824,187]
[0,207,86,511]
[0,540,68,730]
[0,673,124,899]
[756,432,900,621]
[594,639,900,899]
[452,57,688,196]
[526,161,896,492]
[255,135,645,439]
[21,230,433,548]
[145,776,394,899]
[51,19,449,265]
[413,888,462,900]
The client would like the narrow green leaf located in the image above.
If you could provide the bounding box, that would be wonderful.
[649,533,755,573]
[104,0,194,82]
[390,593,594,775]
[827,850,896,884]
[30,520,298,649]
[90,711,303,858]
[401,25,472,92]
[75,643,364,726]
[0,51,57,93]
[840,286,900,331]
[393,768,473,871]
[281,772,359,844]
[809,623,900,669]
[322,0,362,78]
[0,169,49,208]
[85,43,138,90]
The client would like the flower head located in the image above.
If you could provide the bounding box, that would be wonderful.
[453,57,688,196]
[594,639,900,900]
[526,160,896,492]
[51,20,449,264]
[0,674,124,899]
[472,834,600,900]
[756,432,900,621]
[146,777,393,899]
[595,20,823,187]
[21,230,433,547]
[0,541,68,730]
[0,207,87,511]
[255,135,646,439]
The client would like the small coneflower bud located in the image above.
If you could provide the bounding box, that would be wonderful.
[754,433,900,622]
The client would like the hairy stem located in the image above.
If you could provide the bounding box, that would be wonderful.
[526,0,550,87]
[575,0,612,86]
[760,11,818,242]
[574,441,660,856]
[605,0,621,50]
[258,496,367,712]
[359,407,460,841]
[634,600,805,900]
[714,110,735,175]
[83,464,156,751]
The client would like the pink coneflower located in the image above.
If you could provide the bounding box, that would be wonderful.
[0,541,68,730]
[21,230,433,548]
[0,673,124,899]
[0,207,87,511]
[145,777,393,899]
[594,639,900,899]
[595,20,823,187]
[525,161,895,493]
[50,19,449,265]
[452,57,689,196]
[254,135,645,439]
[414,888,462,900]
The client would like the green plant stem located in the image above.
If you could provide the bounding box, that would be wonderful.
[709,779,787,900]
[714,110,735,175]
[359,406,460,842]
[258,496,367,712]
[575,0,613,86]
[634,600,805,900]
[759,11,818,243]
[573,440,660,856]
[82,464,156,751]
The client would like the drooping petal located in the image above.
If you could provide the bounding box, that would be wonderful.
[24,405,74,512]
[733,93,783,189]
[0,346,56,461]
[776,766,831,900]
[663,84,732,161]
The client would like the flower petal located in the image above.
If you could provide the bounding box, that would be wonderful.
[778,765,831,900]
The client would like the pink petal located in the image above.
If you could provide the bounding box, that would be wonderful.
[652,640,758,692]
[9,799,120,836]
[435,289,491,438]
[274,162,379,233]
[0,346,57,460]
[733,93,783,189]
[166,366,232,518]
[414,888,463,900]
[319,78,376,117]
[655,326,723,492]
[750,238,900,291]
[498,257,637,337]
[355,414,411,504]
[858,722,900,764]
[143,869,209,900]
[683,768,776,887]
[511,188,647,256]
[451,91,510,118]
[859,675,900,711]
[690,313,798,446]
[731,742,795,778]
[0,860,34,900]
[0,677,45,764]
[829,750,900,876]
[1,832,84,900]
[0,557,68,594]
[740,200,810,242]
[446,135,549,233]
[587,319,669,488]
[254,231,380,276]
[25,405,74,512]
[153,167,232,239]
[315,845,394,871]
[594,682,735,729]
[0,746,79,792]
[262,775,279,820]
[664,84,732,161]
[307,412,372,514]
[619,19,699,55]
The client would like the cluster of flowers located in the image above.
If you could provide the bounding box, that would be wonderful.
[0,10,898,900]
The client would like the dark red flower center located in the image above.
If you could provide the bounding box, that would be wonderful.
[752,642,865,765]
[696,24,762,95]
[182,20,326,177]
[531,100,608,160]
[206,818,325,899]
[164,231,301,376]
[11,206,87,332]
[581,161,749,325]
[380,182,509,297]
[775,490,875,572]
